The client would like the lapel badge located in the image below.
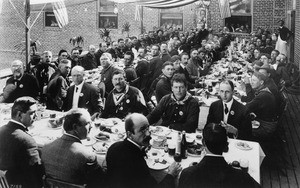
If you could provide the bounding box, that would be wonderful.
[126,99,130,103]
[179,111,183,116]
[230,111,234,115]
[19,84,23,88]
[119,106,123,110]
[80,93,84,97]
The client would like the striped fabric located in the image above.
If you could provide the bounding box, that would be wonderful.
[134,5,141,21]
[219,0,231,19]
[110,0,199,9]
[52,0,68,28]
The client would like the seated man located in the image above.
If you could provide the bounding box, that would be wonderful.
[154,61,175,103]
[63,66,102,117]
[246,72,277,140]
[123,51,137,83]
[147,74,199,133]
[46,59,71,111]
[0,97,42,188]
[206,80,252,140]
[101,70,148,119]
[106,113,181,188]
[178,123,260,188]
[100,53,119,97]
[41,108,106,187]
[2,60,39,103]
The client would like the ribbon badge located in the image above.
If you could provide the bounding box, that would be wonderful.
[179,111,183,116]
[19,84,23,88]
[80,93,84,97]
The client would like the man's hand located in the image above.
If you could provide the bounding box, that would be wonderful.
[167,161,182,177]
[3,84,17,99]
[221,121,238,135]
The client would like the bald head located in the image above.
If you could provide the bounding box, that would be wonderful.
[71,66,85,85]
[125,113,151,147]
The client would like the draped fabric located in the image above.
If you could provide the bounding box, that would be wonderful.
[52,0,68,28]
[110,0,199,9]
[218,0,231,19]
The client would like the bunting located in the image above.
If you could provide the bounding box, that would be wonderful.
[52,0,68,28]
[134,5,141,21]
[219,0,231,19]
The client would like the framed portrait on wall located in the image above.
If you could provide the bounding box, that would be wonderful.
[195,7,207,28]
[229,0,252,16]
[45,12,58,27]
[160,13,183,31]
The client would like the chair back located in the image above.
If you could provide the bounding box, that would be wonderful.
[43,176,87,188]
[0,170,9,188]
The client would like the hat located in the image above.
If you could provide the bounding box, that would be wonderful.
[171,55,180,62]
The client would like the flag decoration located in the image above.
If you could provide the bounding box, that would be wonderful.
[134,5,141,21]
[218,0,231,19]
[52,0,68,28]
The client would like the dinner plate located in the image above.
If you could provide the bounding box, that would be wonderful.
[146,158,170,170]
[82,139,96,146]
[94,135,110,141]
[92,142,110,154]
[150,126,171,137]
[235,142,253,151]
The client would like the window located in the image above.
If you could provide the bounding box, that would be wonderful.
[225,0,252,33]
[98,0,118,29]
[45,12,58,27]
[160,8,183,31]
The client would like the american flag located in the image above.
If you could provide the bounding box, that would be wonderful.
[219,0,231,19]
[52,0,68,28]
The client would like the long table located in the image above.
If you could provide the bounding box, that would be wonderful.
[26,112,264,184]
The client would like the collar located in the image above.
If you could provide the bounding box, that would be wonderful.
[64,133,82,142]
[127,138,143,150]
[171,92,191,105]
[223,98,234,110]
[10,119,27,130]
[205,153,224,158]
[180,63,186,69]
[75,81,84,91]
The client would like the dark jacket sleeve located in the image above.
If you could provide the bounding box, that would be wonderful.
[147,97,166,125]
[155,79,171,103]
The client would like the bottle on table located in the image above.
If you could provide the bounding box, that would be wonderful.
[181,131,187,159]
[175,132,181,155]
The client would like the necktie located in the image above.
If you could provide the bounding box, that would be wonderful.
[75,87,78,93]
[224,104,229,114]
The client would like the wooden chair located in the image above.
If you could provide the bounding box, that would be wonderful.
[0,170,9,188]
[43,176,87,188]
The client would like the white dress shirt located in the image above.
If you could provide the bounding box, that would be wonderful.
[72,81,84,108]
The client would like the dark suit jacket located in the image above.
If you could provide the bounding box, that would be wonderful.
[179,156,260,188]
[207,99,252,140]
[63,82,101,115]
[0,121,42,188]
[3,74,39,103]
[106,139,175,188]
[41,134,105,187]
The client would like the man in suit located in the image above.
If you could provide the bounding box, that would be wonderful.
[2,60,39,103]
[178,123,260,188]
[207,80,252,140]
[46,59,71,111]
[41,108,106,187]
[101,69,148,119]
[172,53,193,88]
[63,66,102,117]
[106,113,181,188]
[0,97,43,188]
[100,53,119,97]
[81,45,97,70]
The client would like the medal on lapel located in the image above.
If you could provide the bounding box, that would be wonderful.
[230,111,235,115]
[179,111,183,116]
[80,93,84,97]
[19,84,23,88]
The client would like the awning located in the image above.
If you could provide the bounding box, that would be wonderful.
[30,0,97,11]
[109,0,199,9]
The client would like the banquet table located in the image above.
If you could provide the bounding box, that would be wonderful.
[17,110,265,185]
